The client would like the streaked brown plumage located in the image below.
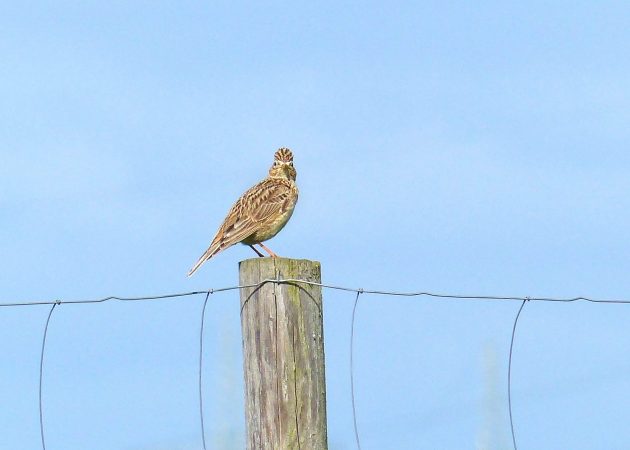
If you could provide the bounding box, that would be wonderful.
[187,148,298,276]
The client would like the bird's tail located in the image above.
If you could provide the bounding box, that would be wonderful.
[187,245,220,277]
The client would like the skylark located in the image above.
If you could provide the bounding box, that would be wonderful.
[187,148,298,276]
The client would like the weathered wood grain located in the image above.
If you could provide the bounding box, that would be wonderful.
[239,257,328,450]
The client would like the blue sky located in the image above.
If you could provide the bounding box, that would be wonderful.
[2,2,630,449]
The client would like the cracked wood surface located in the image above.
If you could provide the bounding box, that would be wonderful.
[240,257,328,450]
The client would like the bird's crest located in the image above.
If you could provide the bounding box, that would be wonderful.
[274,148,293,163]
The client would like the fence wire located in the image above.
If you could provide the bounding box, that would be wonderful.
[3,278,630,450]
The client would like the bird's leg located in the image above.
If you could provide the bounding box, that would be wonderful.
[257,242,278,257]
[248,245,265,257]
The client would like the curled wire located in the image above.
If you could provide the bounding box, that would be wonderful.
[39,302,58,450]
[508,298,528,450]
[198,291,211,450]
[350,289,364,450]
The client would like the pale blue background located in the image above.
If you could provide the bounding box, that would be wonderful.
[2,2,630,449]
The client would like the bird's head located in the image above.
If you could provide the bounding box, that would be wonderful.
[268,147,296,181]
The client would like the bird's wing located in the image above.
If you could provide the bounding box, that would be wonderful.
[247,179,296,223]
[187,179,293,276]
[187,199,256,277]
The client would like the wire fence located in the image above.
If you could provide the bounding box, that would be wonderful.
[3,279,630,450]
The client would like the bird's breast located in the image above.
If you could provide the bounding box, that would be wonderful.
[245,189,297,244]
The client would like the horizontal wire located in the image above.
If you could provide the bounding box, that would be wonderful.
[14,277,630,450]
[3,278,630,307]
[0,291,209,307]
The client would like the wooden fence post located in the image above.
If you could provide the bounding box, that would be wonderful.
[239,257,328,450]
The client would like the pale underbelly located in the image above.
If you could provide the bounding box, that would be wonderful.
[242,206,296,244]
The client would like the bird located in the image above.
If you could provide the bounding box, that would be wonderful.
[187,147,299,277]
